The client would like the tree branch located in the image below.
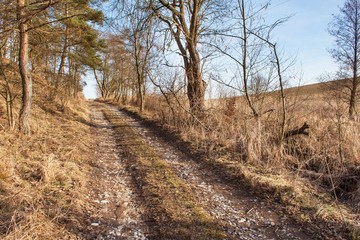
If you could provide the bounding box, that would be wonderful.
[285,122,310,138]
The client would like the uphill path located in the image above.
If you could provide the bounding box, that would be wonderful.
[81,101,320,240]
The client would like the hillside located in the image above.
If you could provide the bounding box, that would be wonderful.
[0,64,96,238]
[119,78,360,239]
[284,79,352,96]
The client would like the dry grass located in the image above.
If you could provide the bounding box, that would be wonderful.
[0,72,94,238]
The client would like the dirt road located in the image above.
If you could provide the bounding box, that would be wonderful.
[82,101,319,239]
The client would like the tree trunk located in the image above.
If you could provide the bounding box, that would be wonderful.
[53,0,69,99]
[137,77,145,111]
[73,63,79,98]
[155,0,206,116]
[0,35,9,59]
[6,87,15,130]
[186,1,205,115]
[240,0,259,119]
[17,0,32,135]
[174,26,205,116]
[350,1,359,119]
[186,62,205,115]
[134,41,145,111]
[93,69,106,98]
[349,77,358,118]
[102,74,108,98]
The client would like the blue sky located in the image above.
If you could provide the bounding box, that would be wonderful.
[83,0,342,99]
[268,0,340,83]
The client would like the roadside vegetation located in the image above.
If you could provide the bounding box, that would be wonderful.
[0,72,94,238]
[0,0,103,237]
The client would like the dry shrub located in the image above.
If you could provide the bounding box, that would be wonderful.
[288,113,360,200]
[141,90,360,194]
[145,93,189,127]
[141,93,279,166]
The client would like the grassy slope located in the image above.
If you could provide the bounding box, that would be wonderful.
[0,73,94,238]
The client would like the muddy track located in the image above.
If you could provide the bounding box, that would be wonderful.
[85,101,320,239]
[80,101,148,239]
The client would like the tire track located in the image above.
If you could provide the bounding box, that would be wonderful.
[105,104,316,240]
[85,101,148,239]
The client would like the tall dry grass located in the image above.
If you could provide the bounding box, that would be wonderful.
[143,85,360,199]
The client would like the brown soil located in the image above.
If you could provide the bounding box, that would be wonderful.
[73,101,149,239]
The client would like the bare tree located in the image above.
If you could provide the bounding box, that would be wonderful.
[149,0,209,116]
[128,3,156,111]
[209,0,291,121]
[107,34,134,103]
[0,61,18,130]
[93,62,111,99]
[328,0,360,119]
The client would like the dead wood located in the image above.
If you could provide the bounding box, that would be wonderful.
[298,169,358,181]
[285,122,310,138]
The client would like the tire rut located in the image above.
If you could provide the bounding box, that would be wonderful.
[84,101,149,239]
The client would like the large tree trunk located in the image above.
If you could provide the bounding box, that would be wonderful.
[186,1,205,115]
[17,0,32,135]
[177,38,205,115]
[185,54,205,115]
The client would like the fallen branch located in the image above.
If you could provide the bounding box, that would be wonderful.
[285,122,310,138]
[298,169,358,181]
